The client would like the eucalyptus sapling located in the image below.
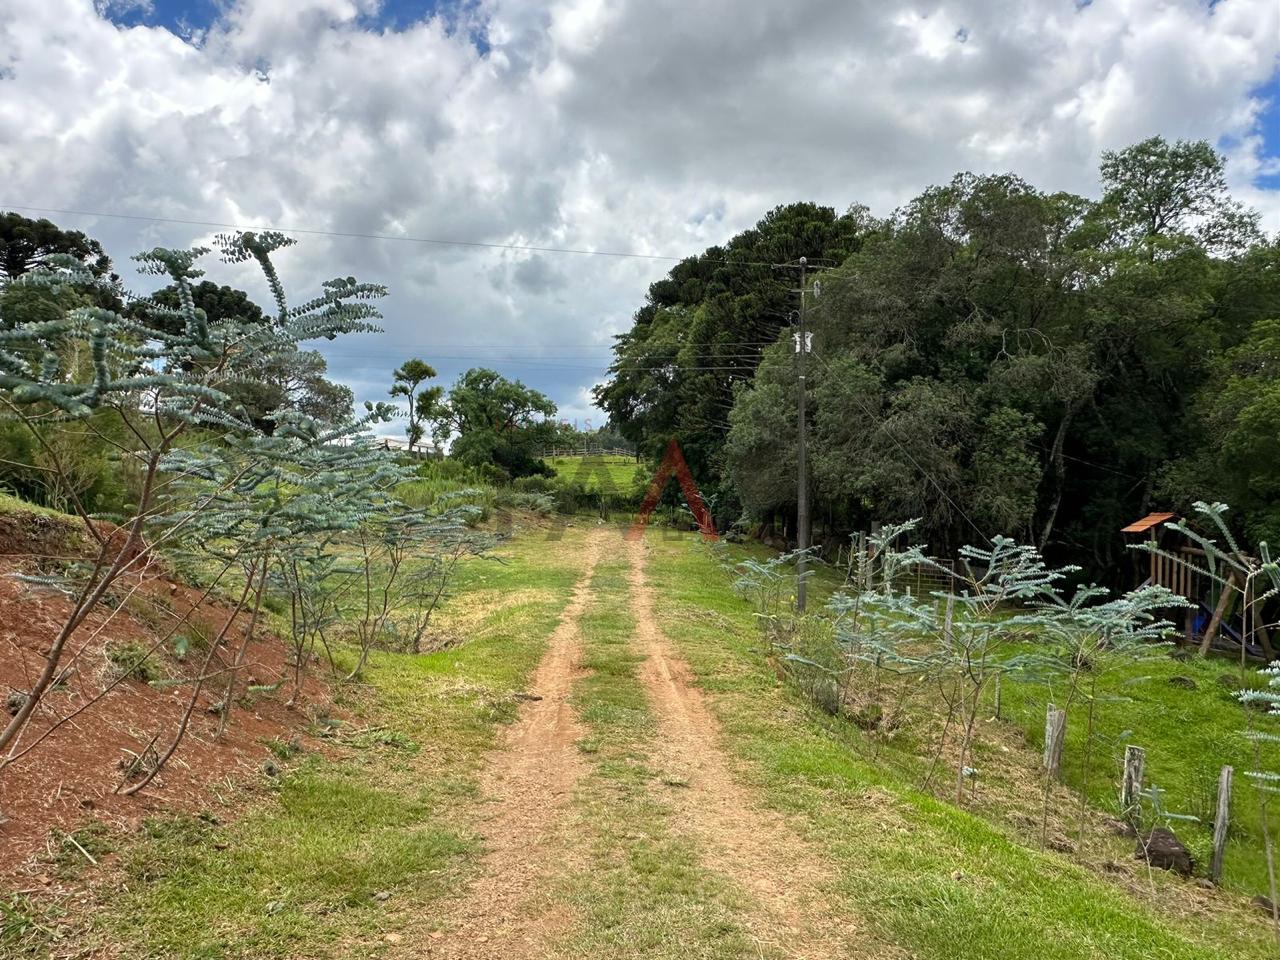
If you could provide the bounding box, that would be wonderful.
[0,230,387,791]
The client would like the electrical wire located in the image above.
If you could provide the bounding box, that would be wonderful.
[0,203,813,269]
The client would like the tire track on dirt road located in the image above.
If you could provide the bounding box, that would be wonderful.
[625,533,870,959]
[418,529,604,959]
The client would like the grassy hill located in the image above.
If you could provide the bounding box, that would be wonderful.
[547,454,642,496]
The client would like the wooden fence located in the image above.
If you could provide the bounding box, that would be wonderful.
[539,446,637,459]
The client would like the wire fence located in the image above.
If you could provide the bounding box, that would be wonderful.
[832,539,962,596]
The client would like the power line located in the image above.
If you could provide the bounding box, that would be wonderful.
[0,203,790,268]
[327,341,780,349]
[329,351,769,361]
[332,357,762,371]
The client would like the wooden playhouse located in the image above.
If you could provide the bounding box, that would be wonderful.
[1121,511,1275,660]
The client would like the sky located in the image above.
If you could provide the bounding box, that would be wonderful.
[1,0,1279,438]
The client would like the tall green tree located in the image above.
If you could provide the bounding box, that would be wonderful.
[0,212,114,281]
[1096,136,1260,255]
[725,174,1091,554]
[433,368,556,478]
[146,281,352,430]
[1160,310,1280,544]
[237,348,355,431]
[595,202,872,517]
[145,280,266,337]
[0,219,129,508]
[715,140,1278,578]
[389,358,440,453]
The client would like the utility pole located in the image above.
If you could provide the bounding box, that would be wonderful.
[794,257,811,613]
[773,256,826,613]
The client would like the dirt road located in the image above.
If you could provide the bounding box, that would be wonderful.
[420,531,602,958]
[420,528,862,958]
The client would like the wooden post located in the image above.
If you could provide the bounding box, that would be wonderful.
[1200,571,1239,655]
[1245,575,1277,661]
[992,671,1002,720]
[870,521,882,588]
[1044,703,1066,780]
[1120,744,1146,820]
[1259,620,1276,662]
[1211,765,1233,883]
[943,594,955,650]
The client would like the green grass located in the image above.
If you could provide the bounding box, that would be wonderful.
[642,532,1276,960]
[25,517,1280,957]
[107,766,469,959]
[1,893,68,958]
[0,491,76,521]
[393,458,496,517]
[558,557,765,959]
[92,528,592,959]
[998,649,1280,897]
[547,455,642,497]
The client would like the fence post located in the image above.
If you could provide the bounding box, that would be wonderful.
[1044,703,1066,779]
[1120,744,1145,821]
[1210,765,1233,883]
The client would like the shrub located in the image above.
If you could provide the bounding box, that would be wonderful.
[510,474,556,495]
[104,640,161,683]
[396,459,495,519]
[494,489,555,515]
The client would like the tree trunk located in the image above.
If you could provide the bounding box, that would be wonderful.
[1037,406,1077,552]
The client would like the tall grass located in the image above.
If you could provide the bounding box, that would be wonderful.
[394,459,495,518]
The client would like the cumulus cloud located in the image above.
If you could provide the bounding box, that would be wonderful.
[0,0,1277,435]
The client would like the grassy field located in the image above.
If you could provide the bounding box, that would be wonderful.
[777,540,1280,901]
[547,454,643,496]
[998,649,1279,896]
[7,519,1279,958]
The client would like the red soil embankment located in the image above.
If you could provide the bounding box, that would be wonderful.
[0,503,331,882]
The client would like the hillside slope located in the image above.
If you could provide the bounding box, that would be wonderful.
[0,495,327,880]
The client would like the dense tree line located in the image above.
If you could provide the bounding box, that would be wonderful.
[599,139,1280,581]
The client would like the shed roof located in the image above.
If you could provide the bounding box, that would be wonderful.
[1121,512,1177,534]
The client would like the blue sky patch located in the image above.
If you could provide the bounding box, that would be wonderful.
[97,0,219,37]
[98,0,489,51]
[1253,72,1280,190]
